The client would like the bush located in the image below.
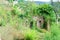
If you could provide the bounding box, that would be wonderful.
[44,23,60,40]
[24,29,36,40]
[24,29,42,40]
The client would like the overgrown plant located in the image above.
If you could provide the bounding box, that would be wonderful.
[24,29,40,40]
[44,23,60,40]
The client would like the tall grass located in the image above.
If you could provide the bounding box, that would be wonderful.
[44,23,60,40]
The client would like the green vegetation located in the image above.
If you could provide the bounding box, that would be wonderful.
[0,0,60,40]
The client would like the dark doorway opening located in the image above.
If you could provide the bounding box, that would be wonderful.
[39,21,41,27]
[43,21,47,30]
[30,21,33,29]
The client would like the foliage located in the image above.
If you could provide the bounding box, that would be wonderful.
[44,23,60,40]
[36,4,56,21]
[7,0,13,3]
[0,7,8,26]
[24,29,42,40]
[0,0,59,40]
[24,29,36,40]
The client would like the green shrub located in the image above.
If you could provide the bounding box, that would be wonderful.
[24,29,36,40]
[36,4,56,21]
[24,29,41,40]
[44,23,60,40]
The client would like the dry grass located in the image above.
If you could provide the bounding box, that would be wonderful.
[0,24,24,40]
